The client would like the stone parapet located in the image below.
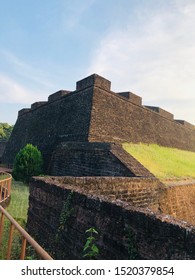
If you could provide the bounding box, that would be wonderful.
[175,120,195,130]
[145,106,174,120]
[117,92,142,105]
[48,90,71,103]
[76,74,111,91]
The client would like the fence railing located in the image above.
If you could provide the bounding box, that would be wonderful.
[0,172,53,260]
[0,171,11,204]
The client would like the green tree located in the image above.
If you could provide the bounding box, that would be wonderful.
[0,123,14,140]
[12,144,43,183]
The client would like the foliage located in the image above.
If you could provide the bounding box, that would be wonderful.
[83,227,99,259]
[0,122,13,141]
[12,144,43,183]
[123,143,195,179]
[58,191,74,231]
[54,191,74,259]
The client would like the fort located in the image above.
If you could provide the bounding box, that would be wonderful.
[2,74,195,259]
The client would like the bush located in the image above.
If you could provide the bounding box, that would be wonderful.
[12,144,43,183]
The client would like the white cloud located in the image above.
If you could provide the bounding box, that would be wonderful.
[87,1,195,124]
[1,50,54,88]
[60,0,96,30]
[0,74,41,104]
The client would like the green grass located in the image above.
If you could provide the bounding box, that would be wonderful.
[0,180,29,259]
[123,143,195,180]
[0,174,10,180]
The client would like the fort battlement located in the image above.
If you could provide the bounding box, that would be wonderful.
[17,73,194,129]
[3,74,195,170]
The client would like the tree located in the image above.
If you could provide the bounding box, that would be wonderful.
[0,123,14,140]
[12,144,43,183]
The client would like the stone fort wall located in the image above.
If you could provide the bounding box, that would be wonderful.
[2,74,195,172]
[0,141,6,163]
[49,142,155,177]
[27,176,195,260]
[89,83,195,151]
[3,87,94,169]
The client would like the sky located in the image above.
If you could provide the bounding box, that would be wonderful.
[0,0,194,125]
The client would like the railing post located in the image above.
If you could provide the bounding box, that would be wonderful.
[0,171,12,205]
[7,224,14,259]
[0,184,2,201]
[0,212,5,245]
[7,179,11,197]
[20,237,27,260]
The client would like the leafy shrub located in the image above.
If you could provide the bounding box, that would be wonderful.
[12,144,43,183]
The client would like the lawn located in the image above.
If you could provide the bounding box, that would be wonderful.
[123,143,195,180]
[0,180,29,259]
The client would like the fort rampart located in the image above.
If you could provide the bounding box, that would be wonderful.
[27,177,195,260]
[3,74,195,172]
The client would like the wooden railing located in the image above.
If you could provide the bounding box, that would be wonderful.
[0,172,53,260]
[0,171,11,205]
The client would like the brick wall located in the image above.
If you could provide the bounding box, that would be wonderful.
[49,142,154,177]
[27,177,195,260]
[48,176,164,210]
[2,74,195,170]
[3,88,93,170]
[89,86,195,152]
[159,181,195,225]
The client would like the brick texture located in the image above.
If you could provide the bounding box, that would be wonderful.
[159,181,195,225]
[89,86,195,151]
[27,177,195,260]
[49,142,154,177]
[3,88,94,170]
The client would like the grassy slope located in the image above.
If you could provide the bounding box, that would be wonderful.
[123,143,195,179]
[0,180,29,259]
[6,180,29,223]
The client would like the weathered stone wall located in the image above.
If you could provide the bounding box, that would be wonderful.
[27,177,195,260]
[159,181,195,225]
[89,86,195,151]
[49,142,154,177]
[2,74,195,171]
[0,141,6,163]
[3,88,94,170]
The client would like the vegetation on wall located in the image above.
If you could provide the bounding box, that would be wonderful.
[12,144,43,183]
[0,123,13,141]
[83,227,99,259]
[123,143,195,179]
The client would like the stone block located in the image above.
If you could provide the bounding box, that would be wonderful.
[76,74,111,91]
[175,120,195,130]
[48,90,71,102]
[145,106,174,120]
[18,108,31,117]
[117,92,142,105]
[31,102,47,110]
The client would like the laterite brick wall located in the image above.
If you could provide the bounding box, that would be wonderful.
[27,177,195,260]
[159,181,195,225]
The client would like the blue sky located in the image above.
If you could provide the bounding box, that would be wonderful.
[0,0,194,125]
